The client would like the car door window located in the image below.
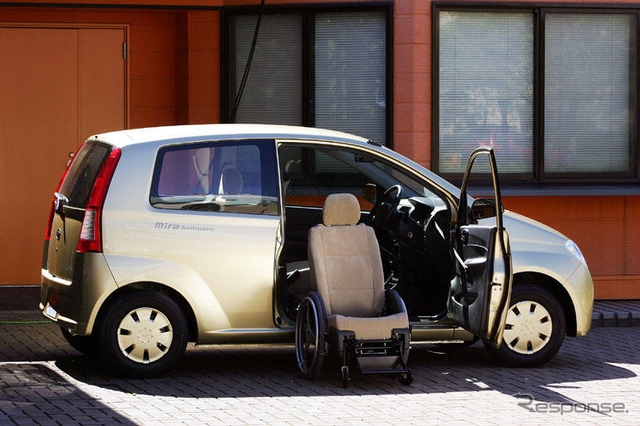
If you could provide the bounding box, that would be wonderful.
[280,144,440,209]
[150,139,279,215]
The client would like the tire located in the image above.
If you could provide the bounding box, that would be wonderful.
[60,326,99,356]
[484,284,566,367]
[98,291,188,378]
[295,292,326,379]
[341,366,350,388]
[398,369,413,386]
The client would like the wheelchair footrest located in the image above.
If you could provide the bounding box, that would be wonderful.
[356,354,402,371]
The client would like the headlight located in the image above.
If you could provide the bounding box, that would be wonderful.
[565,239,588,267]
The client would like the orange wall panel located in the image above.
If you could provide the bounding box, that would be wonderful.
[130,24,177,53]
[176,10,221,124]
[624,197,640,276]
[0,28,80,285]
[130,107,177,129]
[0,26,125,285]
[2,7,180,131]
[504,196,640,299]
[80,29,127,136]
[131,79,176,108]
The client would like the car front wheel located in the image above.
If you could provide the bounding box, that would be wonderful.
[484,284,566,367]
[98,291,188,378]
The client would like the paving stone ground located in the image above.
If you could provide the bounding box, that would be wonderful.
[0,316,638,425]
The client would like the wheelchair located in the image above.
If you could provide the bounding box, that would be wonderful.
[294,193,412,387]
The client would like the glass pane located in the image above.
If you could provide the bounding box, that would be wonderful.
[315,11,387,144]
[151,141,279,216]
[59,141,111,208]
[439,12,534,174]
[280,144,437,205]
[231,14,302,125]
[544,13,636,174]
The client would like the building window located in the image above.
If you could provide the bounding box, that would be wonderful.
[225,8,390,145]
[544,13,636,176]
[435,8,638,183]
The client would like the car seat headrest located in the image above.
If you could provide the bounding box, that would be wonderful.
[323,193,361,226]
[221,168,243,195]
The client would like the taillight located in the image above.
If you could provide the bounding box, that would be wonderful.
[77,148,121,253]
[45,159,74,240]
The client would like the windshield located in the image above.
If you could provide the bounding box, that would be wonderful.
[58,141,113,208]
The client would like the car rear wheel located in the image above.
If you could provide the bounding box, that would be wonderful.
[98,291,188,378]
[484,284,566,367]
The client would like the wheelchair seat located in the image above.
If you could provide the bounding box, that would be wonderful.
[295,193,412,386]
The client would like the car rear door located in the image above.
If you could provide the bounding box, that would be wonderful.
[448,147,512,348]
[45,141,114,282]
[143,139,282,331]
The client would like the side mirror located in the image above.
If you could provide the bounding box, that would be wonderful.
[470,198,498,221]
[363,183,377,204]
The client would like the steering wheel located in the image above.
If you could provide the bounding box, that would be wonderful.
[368,185,402,229]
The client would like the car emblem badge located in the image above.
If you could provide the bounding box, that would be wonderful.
[55,229,62,241]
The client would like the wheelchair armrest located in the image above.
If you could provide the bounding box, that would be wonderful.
[385,289,408,316]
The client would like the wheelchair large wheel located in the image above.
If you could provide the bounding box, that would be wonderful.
[295,293,326,379]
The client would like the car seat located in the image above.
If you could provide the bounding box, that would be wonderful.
[295,193,412,386]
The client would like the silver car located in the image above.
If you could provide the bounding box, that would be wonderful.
[40,124,593,378]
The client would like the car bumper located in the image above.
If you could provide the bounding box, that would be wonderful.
[40,250,118,335]
[568,263,594,337]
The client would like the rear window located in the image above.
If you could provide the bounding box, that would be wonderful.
[59,141,112,208]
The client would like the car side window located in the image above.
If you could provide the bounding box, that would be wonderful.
[150,139,279,216]
[279,144,440,209]
[280,145,371,207]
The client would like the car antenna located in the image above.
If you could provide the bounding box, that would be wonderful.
[230,0,266,123]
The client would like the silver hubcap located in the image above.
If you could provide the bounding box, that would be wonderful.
[502,300,553,355]
[117,307,173,364]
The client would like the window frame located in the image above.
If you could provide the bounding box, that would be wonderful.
[432,3,640,185]
[222,4,395,148]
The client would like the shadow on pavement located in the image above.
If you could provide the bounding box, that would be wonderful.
[53,327,639,407]
[0,362,136,425]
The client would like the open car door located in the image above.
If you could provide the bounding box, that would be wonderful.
[448,147,512,348]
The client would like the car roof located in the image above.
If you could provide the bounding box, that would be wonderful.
[91,124,370,148]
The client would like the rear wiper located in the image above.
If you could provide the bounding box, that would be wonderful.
[54,192,69,214]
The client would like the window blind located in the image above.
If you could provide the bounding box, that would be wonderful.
[315,11,387,145]
[231,14,302,125]
[544,13,636,174]
[439,12,534,174]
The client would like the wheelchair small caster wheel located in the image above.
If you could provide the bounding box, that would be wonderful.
[341,366,350,388]
[398,370,413,385]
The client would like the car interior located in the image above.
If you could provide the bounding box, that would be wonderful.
[278,144,457,324]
